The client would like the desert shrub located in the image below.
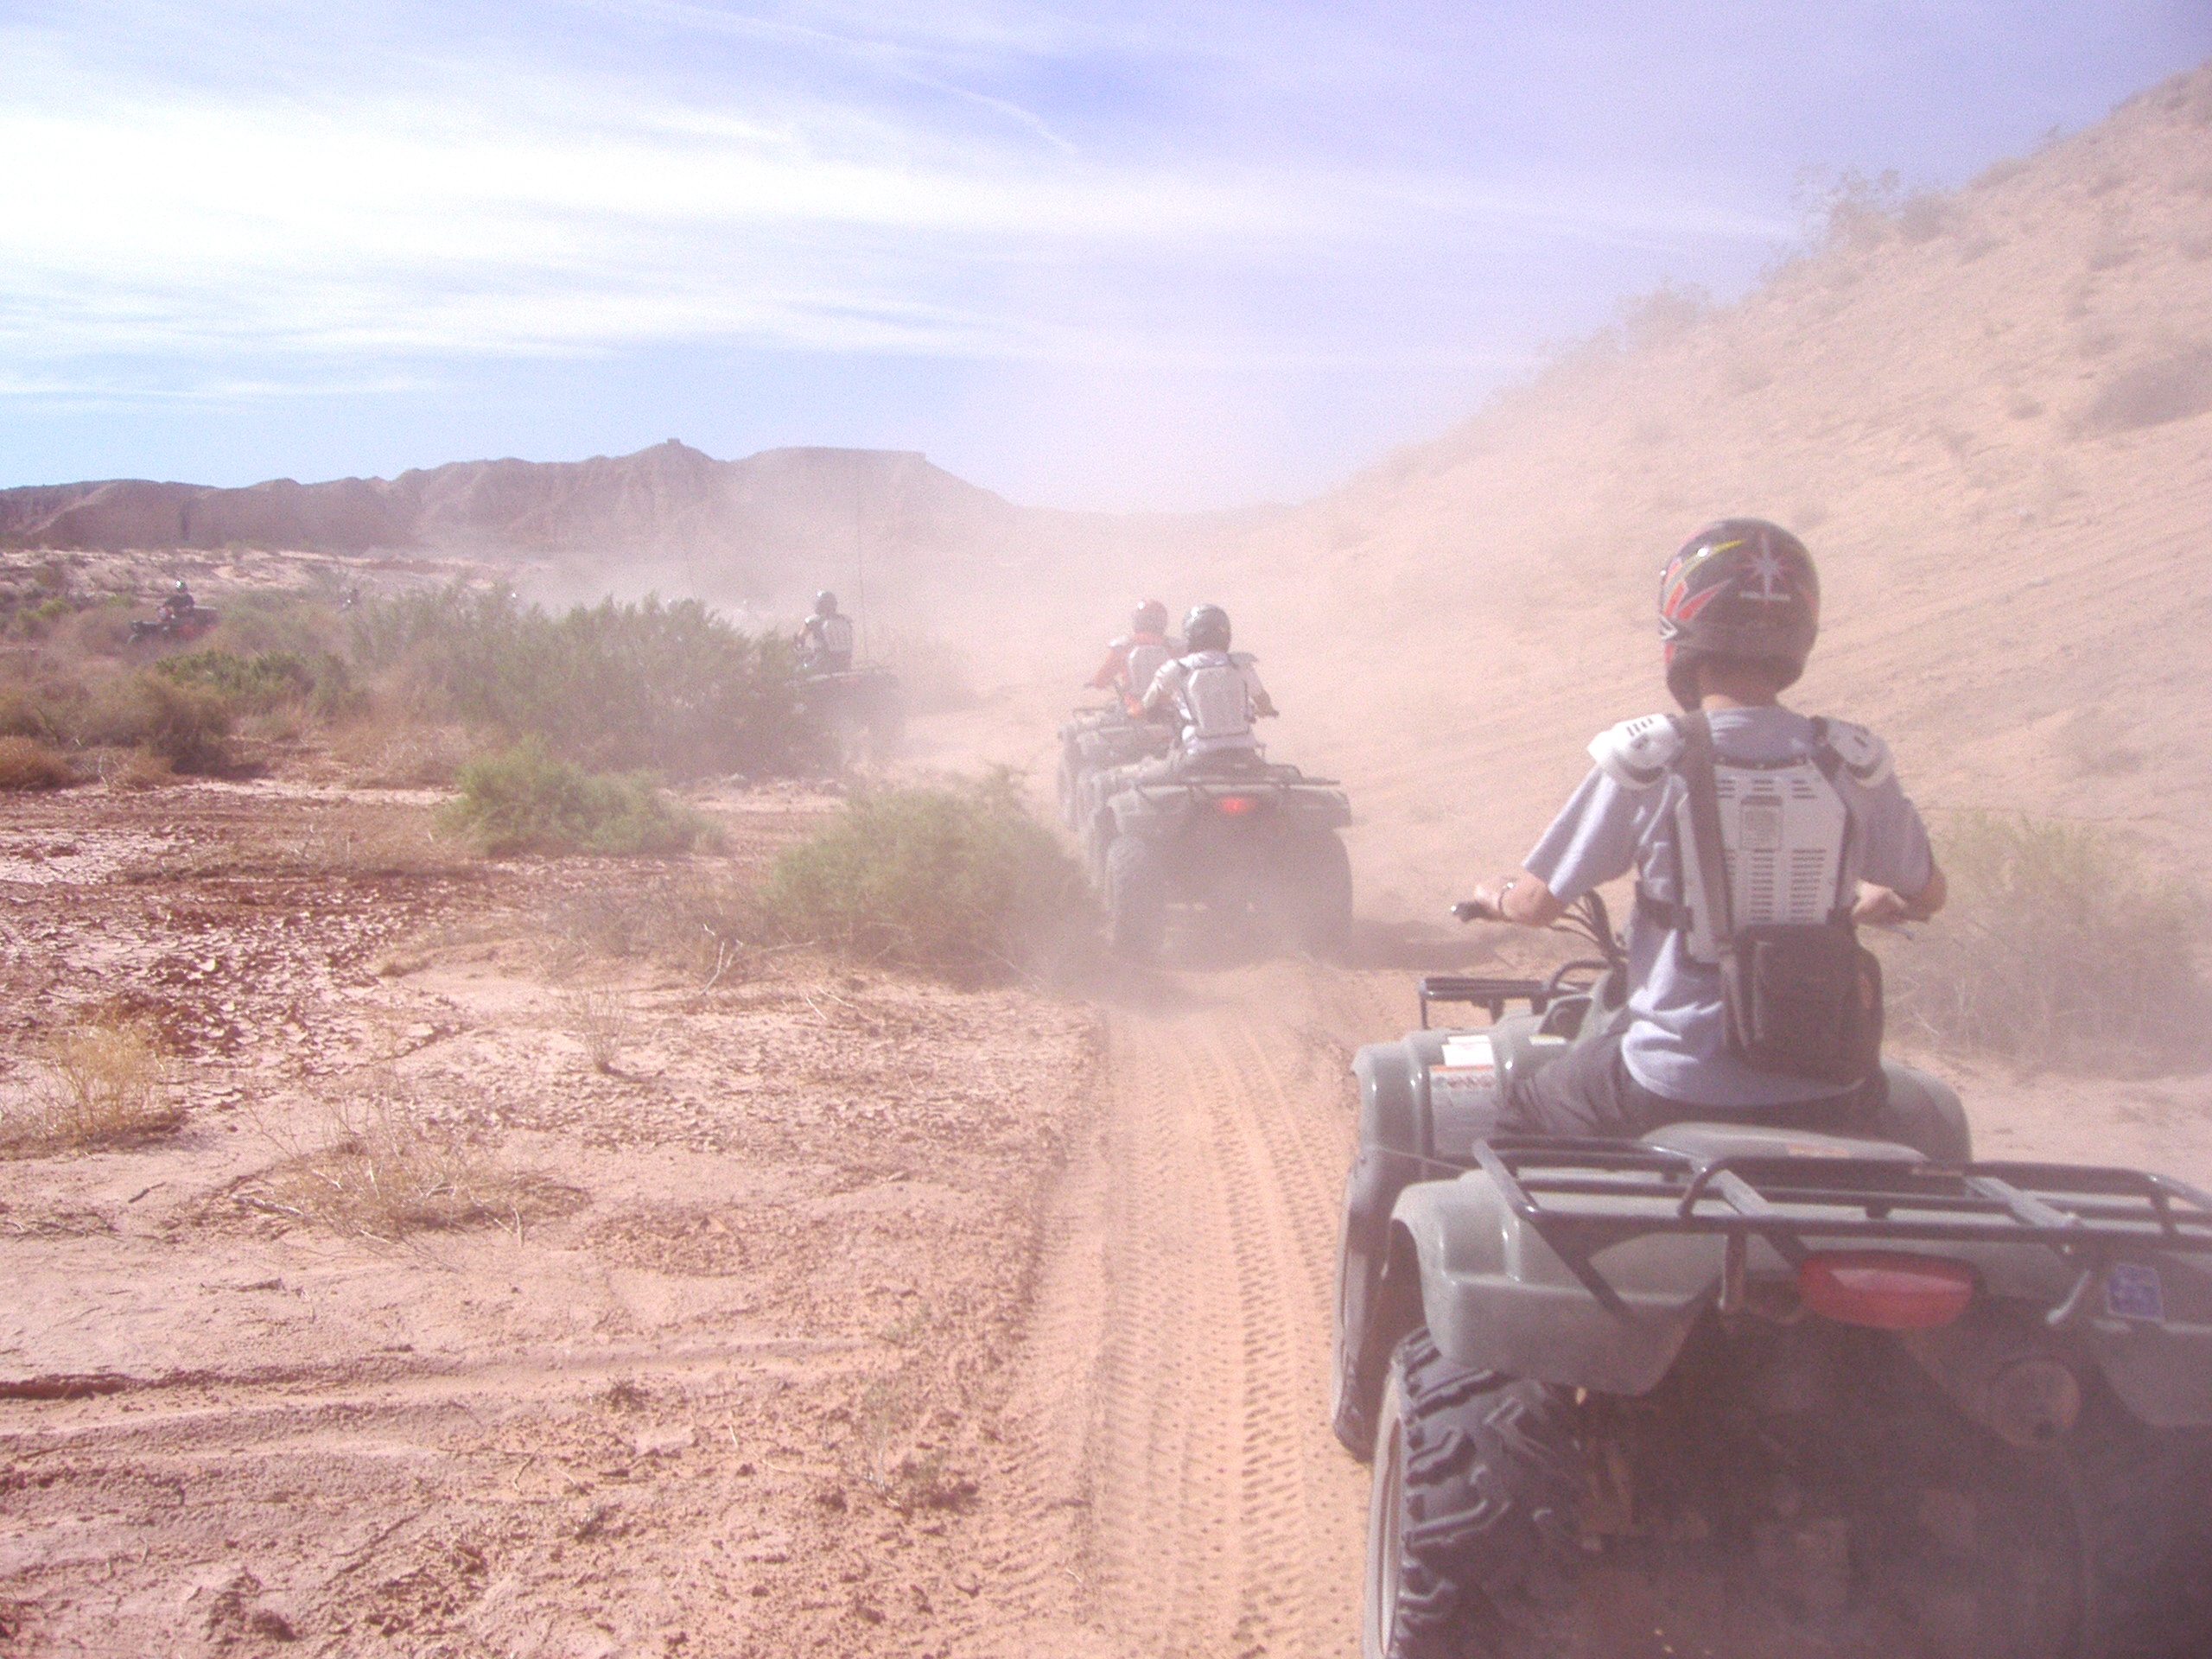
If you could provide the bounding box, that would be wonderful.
[0,683,68,742]
[199,589,344,658]
[2076,346,2212,435]
[439,740,721,857]
[761,772,1090,980]
[0,735,73,790]
[1885,813,2209,1073]
[0,1021,181,1154]
[156,647,357,718]
[353,588,798,778]
[133,674,234,772]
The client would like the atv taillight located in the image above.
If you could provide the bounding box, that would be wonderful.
[1796,1252,1976,1330]
[1214,796,1256,814]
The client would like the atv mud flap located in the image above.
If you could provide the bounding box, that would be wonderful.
[1392,1173,1728,1395]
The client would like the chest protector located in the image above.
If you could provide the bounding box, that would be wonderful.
[1177,653,1256,747]
[818,614,855,654]
[1673,753,1850,964]
[1123,639,1170,697]
[1611,713,1882,1088]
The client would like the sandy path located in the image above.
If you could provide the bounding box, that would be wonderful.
[1010,958,1414,1659]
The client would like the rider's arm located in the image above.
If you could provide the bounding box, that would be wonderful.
[1240,662,1278,718]
[1141,662,1180,715]
[1853,864,1946,925]
[1470,767,1644,929]
[1843,766,1944,925]
[1466,871,1567,927]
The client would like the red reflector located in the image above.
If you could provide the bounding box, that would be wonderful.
[1214,796,1257,814]
[1797,1252,1976,1330]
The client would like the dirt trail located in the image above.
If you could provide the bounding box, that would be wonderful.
[1013,957,1411,1659]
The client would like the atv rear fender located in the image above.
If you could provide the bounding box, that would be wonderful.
[1391,1166,1721,1395]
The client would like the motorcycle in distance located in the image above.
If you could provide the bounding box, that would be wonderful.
[127,606,219,645]
[1334,890,2212,1658]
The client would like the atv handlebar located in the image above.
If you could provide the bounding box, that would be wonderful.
[1452,890,1626,972]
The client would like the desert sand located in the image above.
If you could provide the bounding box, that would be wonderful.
[2,59,2209,1659]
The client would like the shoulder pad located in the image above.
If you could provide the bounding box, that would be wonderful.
[1587,715,1684,791]
[1815,719,1893,788]
[1107,633,1134,650]
[1229,652,1256,667]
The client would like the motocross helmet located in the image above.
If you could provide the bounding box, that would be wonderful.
[813,591,838,616]
[1657,518,1819,710]
[1182,603,1231,652]
[1133,598,1168,636]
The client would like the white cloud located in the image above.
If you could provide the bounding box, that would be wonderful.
[0,1,1792,398]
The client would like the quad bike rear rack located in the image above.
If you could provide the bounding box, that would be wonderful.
[1471,1135,2212,1324]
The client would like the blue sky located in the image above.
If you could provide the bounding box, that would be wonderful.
[2,2,2207,509]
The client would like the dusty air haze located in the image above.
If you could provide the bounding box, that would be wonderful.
[1,48,2209,1659]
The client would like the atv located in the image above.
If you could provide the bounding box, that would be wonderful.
[1078,748,1352,959]
[1334,893,2212,1657]
[795,666,902,772]
[1055,701,1173,830]
[127,607,219,645]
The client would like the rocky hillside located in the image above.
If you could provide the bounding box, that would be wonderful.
[0,442,1225,614]
[1221,62,2212,913]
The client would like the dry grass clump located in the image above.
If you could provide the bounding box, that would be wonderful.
[329,713,476,787]
[1885,813,2209,1074]
[0,735,73,790]
[542,871,768,982]
[243,1082,582,1237]
[0,1022,181,1154]
[560,988,633,1074]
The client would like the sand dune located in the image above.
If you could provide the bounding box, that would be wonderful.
[1203,63,2212,916]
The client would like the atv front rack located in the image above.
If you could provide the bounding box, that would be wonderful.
[1471,1136,2212,1321]
[1418,975,1554,1025]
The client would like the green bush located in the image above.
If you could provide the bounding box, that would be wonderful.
[155,648,357,718]
[1887,813,2209,1073]
[353,588,798,778]
[439,740,722,857]
[761,773,1090,980]
[134,675,234,772]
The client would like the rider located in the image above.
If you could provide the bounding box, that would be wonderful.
[1138,603,1277,766]
[795,591,855,673]
[1088,600,1174,716]
[1464,519,1946,1140]
[159,579,195,620]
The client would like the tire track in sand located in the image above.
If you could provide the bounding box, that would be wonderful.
[1063,959,1404,1658]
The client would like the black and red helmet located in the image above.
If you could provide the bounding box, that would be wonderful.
[1657,519,1819,709]
[1132,598,1168,635]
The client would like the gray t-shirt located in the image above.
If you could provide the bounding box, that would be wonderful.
[1522,707,1934,1109]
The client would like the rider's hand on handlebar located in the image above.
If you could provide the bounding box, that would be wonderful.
[1852,885,1925,927]
[1451,894,1504,924]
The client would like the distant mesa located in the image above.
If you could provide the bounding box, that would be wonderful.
[0,443,1002,566]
